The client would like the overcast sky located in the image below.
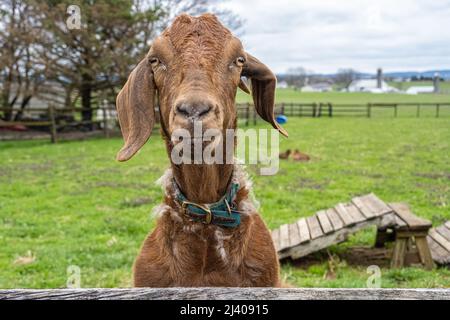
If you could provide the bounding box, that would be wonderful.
[219,0,450,74]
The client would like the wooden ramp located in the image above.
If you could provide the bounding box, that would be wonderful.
[272,193,393,260]
[427,221,450,266]
[272,194,450,266]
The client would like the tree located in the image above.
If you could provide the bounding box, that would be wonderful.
[32,0,164,123]
[0,0,242,124]
[285,67,310,88]
[335,68,357,89]
[0,1,48,120]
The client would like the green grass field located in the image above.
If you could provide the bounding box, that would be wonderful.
[237,87,450,104]
[1,90,450,289]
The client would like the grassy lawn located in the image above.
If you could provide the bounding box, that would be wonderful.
[1,91,450,289]
[388,81,450,93]
[237,87,450,104]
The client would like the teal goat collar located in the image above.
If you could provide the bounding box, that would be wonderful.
[173,179,241,228]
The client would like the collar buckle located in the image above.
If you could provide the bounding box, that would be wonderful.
[182,201,213,224]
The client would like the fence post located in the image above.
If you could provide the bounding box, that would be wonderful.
[281,103,285,115]
[328,103,333,117]
[48,105,57,144]
[312,103,317,118]
[367,103,372,118]
[291,102,294,116]
[102,106,109,138]
[245,102,250,126]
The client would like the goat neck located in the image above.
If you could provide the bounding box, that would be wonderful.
[164,137,235,204]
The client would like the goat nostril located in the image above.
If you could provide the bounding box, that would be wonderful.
[198,105,212,118]
[176,103,191,117]
[176,102,213,119]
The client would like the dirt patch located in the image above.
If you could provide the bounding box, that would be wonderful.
[338,169,385,180]
[92,181,152,189]
[16,162,54,172]
[0,161,53,181]
[120,196,153,208]
[288,178,330,191]
[415,172,450,180]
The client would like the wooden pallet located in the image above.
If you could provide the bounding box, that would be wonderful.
[272,195,450,267]
[427,221,450,266]
[272,193,393,260]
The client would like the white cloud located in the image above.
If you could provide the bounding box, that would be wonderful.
[220,0,450,73]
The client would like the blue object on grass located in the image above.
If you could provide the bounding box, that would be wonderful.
[276,115,288,124]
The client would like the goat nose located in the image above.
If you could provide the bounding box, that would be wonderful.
[176,102,212,119]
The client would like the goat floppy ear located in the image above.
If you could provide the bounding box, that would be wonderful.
[241,53,288,137]
[116,58,156,162]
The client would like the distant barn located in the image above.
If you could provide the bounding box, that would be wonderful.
[406,86,435,95]
[347,79,399,93]
[301,82,333,92]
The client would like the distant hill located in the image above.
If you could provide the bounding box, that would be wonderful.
[277,70,450,81]
[384,70,450,80]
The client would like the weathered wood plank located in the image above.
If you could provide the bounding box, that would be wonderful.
[289,216,384,260]
[316,210,333,234]
[364,193,393,216]
[391,238,407,268]
[279,224,290,250]
[272,229,280,251]
[325,208,344,230]
[427,236,450,265]
[352,196,376,219]
[288,222,301,248]
[445,221,450,230]
[307,215,323,239]
[415,236,434,270]
[1,288,450,300]
[296,218,310,244]
[334,203,355,226]
[429,229,450,252]
[389,203,431,230]
[394,215,407,229]
[436,225,450,243]
[345,203,366,223]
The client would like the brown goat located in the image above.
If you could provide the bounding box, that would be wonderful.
[116,14,288,287]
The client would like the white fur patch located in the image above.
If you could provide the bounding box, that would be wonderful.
[156,168,173,195]
[182,224,202,234]
[151,204,171,219]
[169,210,183,223]
[214,229,233,263]
[151,204,183,223]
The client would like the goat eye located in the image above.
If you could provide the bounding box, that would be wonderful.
[236,57,245,67]
[149,57,159,67]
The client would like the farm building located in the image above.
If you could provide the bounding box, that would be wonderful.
[347,79,399,93]
[406,86,435,95]
[301,82,333,92]
[277,81,289,89]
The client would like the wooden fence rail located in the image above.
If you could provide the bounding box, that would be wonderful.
[1,102,449,143]
[1,288,450,300]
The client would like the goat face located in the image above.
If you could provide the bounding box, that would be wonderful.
[116,14,287,162]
